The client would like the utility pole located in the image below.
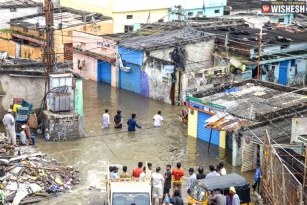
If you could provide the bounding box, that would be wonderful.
[175,5,182,105]
[256,29,262,80]
[44,0,55,94]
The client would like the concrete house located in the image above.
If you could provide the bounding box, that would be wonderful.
[117,28,216,105]
[71,31,117,84]
[188,80,307,171]
[207,26,307,87]
[60,0,171,33]
[5,7,113,62]
[169,0,226,20]
[0,0,42,29]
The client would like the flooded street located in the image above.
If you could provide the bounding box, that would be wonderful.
[34,80,253,204]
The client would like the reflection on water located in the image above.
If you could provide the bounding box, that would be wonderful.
[33,80,253,204]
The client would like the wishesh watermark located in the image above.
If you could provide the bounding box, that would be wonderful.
[262,1,306,13]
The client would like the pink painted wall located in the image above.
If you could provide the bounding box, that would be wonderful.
[72,31,116,57]
[72,31,118,86]
[73,53,98,81]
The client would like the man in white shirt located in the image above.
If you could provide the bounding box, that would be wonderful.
[206,165,220,179]
[2,109,16,146]
[152,167,165,205]
[219,162,227,175]
[102,109,110,128]
[153,111,165,127]
[19,125,28,145]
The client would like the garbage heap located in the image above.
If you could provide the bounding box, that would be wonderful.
[0,135,79,204]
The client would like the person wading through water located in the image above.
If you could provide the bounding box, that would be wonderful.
[113,110,123,129]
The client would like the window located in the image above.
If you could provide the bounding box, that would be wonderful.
[158,19,164,23]
[10,8,16,12]
[188,12,193,16]
[281,44,289,49]
[195,73,203,78]
[126,15,133,19]
[67,31,72,37]
[278,18,285,22]
[214,9,220,13]
[197,11,203,15]
[23,27,28,32]
[124,25,133,33]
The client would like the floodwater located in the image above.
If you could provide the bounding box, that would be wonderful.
[32,80,253,204]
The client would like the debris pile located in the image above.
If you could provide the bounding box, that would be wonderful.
[0,134,79,204]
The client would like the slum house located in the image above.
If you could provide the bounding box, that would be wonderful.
[0,57,84,139]
[3,7,113,62]
[204,26,307,87]
[0,0,42,29]
[70,31,140,85]
[188,80,307,172]
[136,21,251,89]
[117,28,216,105]
[224,0,262,15]
[169,0,226,20]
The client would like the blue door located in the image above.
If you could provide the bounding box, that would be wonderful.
[119,63,142,94]
[278,60,288,85]
[197,112,220,146]
[97,60,111,84]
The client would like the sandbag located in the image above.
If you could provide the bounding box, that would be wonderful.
[28,114,38,128]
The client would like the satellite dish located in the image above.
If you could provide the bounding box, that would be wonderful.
[91,16,97,25]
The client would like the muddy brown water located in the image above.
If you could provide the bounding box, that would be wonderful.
[3,80,254,204]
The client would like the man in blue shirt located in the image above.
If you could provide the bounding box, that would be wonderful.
[110,166,119,179]
[252,164,262,193]
[127,113,143,131]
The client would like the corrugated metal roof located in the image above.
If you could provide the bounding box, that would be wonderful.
[205,113,250,131]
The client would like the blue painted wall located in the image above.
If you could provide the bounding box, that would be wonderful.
[118,47,144,66]
[169,7,224,20]
[117,46,144,94]
[278,60,289,85]
[269,14,293,25]
[97,60,111,84]
[197,112,220,146]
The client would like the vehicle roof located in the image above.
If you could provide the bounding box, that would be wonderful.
[198,173,248,190]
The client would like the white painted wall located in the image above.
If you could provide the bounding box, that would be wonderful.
[0,7,41,29]
[0,74,45,118]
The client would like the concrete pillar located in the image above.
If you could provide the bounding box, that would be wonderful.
[219,131,226,148]
[187,109,198,138]
[232,134,242,166]
[111,64,118,88]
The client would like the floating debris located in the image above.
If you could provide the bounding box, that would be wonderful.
[0,138,79,204]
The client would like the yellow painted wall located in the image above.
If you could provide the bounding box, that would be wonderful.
[0,38,16,56]
[113,9,169,33]
[219,131,226,149]
[21,45,42,60]
[188,109,198,138]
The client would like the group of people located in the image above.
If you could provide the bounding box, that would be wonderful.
[109,162,185,205]
[102,109,166,131]
[109,161,231,205]
[2,109,36,147]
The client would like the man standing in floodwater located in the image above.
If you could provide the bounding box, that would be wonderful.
[153,111,166,127]
[113,110,123,129]
[127,113,142,131]
[102,109,110,128]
